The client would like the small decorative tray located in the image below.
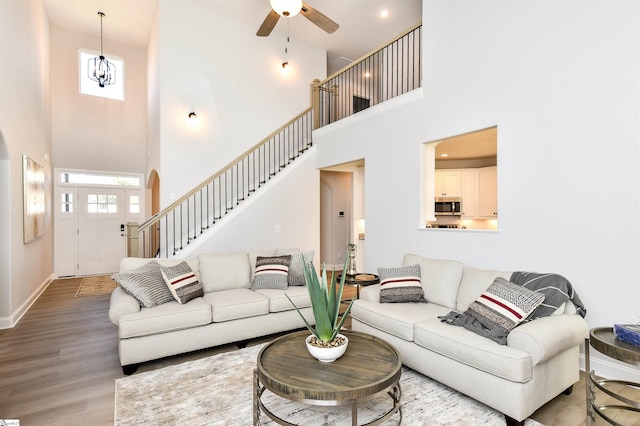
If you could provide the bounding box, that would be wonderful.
[613,324,640,347]
[355,274,377,281]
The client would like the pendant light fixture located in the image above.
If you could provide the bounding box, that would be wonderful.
[282,19,291,70]
[88,12,115,88]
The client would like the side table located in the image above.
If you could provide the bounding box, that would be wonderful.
[585,327,640,425]
[336,273,380,299]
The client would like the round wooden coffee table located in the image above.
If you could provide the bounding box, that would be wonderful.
[253,330,402,425]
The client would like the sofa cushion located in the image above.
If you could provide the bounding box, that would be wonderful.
[414,318,533,383]
[402,254,463,309]
[198,252,251,292]
[466,277,545,337]
[378,264,426,303]
[275,248,314,286]
[457,267,512,312]
[112,261,174,308]
[204,289,269,322]
[160,261,203,304]
[252,255,291,290]
[350,299,450,342]
[118,297,212,339]
[255,286,312,312]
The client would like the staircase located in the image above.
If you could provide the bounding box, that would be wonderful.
[130,108,314,258]
[127,23,422,259]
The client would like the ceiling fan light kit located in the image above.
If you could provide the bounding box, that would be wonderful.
[270,0,302,17]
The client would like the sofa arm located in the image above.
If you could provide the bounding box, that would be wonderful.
[507,314,589,365]
[109,286,141,326]
[359,284,381,303]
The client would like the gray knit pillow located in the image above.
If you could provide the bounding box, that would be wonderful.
[112,261,174,307]
[252,255,291,290]
[378,264,426,303]
[275,249,314,286]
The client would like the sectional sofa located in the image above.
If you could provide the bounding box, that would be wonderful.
[350,253,589,426]
[109,249,315,374]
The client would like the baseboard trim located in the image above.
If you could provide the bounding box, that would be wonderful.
[579,351,640,382]
[0,273,54,329]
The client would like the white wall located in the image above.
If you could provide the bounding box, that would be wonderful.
[50,24,147,174]
[315,0,640,378]
[0,0,52,327]
[153,1,326,208]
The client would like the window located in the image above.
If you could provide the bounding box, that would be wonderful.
[129,195,140,214]
[60,172,140,187]
[79,49,125,101]
[61,193,73,213]
[88,194,118,214]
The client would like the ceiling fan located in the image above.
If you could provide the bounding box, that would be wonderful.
[257,0,339,37]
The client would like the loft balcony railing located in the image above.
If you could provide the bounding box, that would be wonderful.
[126,23,422,258]
[128,108,313,258]
[312,22,422,128]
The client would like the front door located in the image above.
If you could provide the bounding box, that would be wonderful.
[77,187,127,275]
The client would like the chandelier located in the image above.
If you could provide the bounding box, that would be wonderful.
[88,12,115,88]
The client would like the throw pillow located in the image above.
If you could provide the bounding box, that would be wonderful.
[466,277,545,335]
[378,264,426,303]
[160,261,204,304]
[111,261,174,308]
[252,255,291,290]
[275,249,314,286]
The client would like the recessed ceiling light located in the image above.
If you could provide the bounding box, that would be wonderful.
[440,153,448,157]
[380,9,389,18]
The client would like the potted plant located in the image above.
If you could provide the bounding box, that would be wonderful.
[286,256,355,362]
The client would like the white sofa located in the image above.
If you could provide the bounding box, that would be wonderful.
[109,250,314,374]
[350,253,589,426]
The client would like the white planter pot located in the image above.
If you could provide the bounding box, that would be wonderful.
[305,334,349,363]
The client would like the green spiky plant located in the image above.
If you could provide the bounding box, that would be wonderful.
[286,256,354,344]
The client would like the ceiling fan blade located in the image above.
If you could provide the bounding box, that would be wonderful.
[300,2,339,34]
[257,9,280,36]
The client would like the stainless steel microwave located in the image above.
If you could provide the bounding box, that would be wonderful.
[435,197,462,216]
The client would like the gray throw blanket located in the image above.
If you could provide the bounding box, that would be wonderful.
[439,271,587,345]
[509,271,587,319]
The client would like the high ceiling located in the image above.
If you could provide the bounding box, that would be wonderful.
[42,0,422,72]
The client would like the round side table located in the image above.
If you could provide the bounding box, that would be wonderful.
[336,273,380,299]
[585,327,640,425]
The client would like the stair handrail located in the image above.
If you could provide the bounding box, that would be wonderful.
[132,107,313,258]
[137,107,312,233]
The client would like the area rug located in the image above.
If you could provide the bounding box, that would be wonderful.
[75,274,117,297]
[114,344,543,426]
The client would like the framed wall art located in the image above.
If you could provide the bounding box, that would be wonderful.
[23,154,45,243]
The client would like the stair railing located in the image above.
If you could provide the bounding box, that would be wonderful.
[129,108,314,258]
[312,22,422,129]
[128,23,422,258]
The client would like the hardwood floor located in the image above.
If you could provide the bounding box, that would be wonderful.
[1,279,638,425]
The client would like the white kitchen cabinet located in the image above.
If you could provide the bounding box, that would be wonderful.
[434,171,461,197]
[461,171,476,218]
[477,167,497,218]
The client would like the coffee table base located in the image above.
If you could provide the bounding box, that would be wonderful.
[253,369,402,426]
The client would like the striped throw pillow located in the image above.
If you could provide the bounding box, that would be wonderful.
[466,277,545,335]
[378,264,425,303]
[112,261,174,308]
[160,261,203,304]
[252,255,291,290]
